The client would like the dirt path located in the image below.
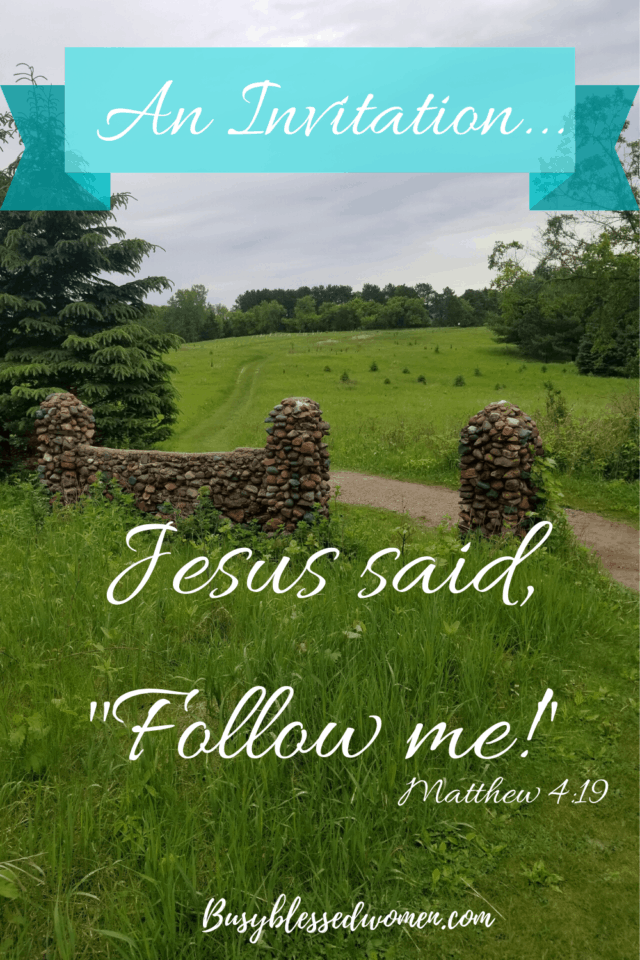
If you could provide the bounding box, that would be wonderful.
[330,471,639,592]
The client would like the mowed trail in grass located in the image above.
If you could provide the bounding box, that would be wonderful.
[159,328,638,523]
[161,327,632,457]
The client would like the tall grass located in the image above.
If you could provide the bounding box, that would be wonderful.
[0,480,637,958]
[534,388,639,481]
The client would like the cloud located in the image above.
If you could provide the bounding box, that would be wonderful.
[1,0,637,305]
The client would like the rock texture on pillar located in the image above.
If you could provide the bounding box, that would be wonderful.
[458,400,543,538]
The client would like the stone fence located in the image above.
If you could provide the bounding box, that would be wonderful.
[33,393,331,534]
[33,392,544,539]
[458,400,544,538]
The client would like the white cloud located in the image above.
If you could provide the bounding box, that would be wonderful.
[0,0,637,306]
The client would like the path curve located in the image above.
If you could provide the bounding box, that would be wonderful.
[330,471,639,592]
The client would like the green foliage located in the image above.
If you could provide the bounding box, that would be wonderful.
[426,286,482,327]
[0,483,637,957]
[453,375,466,386]
[318,297,372,331]
[150,284,229,343]
[529,456,566,528]
[209,282,498,338]
[521,861,564,892]
[369,360,378,372]
[535,389,639,482]
[234,282,353,316]
[225,298,287,338]
[543,381,568,422]
[0,195,181,453]
[489,271,585,363]
[487,133,639,377]
[340,370,350,382]
[360,296,430,330]
[576,317,639,377]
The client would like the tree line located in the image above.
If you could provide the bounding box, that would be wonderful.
[145,282,500,341]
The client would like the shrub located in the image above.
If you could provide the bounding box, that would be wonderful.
[543,381,567,423]
[384,378,391,384]
[402,367,410,374]
[474,368,482,377]
[340,371,350,382]
[369,361,379,372]
[534,389,638,480]
[494,383,506,390]
[417,375,426,384]
[453,375,466,387]
[434,346,440,353]
[324,365,331,372]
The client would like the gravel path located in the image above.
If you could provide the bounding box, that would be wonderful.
[330,471,639,592]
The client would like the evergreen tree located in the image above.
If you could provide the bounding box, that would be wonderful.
[0,192,182,455]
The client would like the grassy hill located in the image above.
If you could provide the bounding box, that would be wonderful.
[159,327,638,522]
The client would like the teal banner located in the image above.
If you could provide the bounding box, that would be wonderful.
[0,47,637,212]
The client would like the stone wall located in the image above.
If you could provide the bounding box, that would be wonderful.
[458,400,544,538]
[33,393,331,533]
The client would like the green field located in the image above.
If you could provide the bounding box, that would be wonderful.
[0,326,637,958]
[0,481,637,959]
[159,327,639,522]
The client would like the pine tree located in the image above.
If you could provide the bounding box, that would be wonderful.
[0,193,182,456]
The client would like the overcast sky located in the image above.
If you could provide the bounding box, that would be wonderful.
[1,0,638,307]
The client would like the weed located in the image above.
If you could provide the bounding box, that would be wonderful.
[521,860,564,892]
[0,470,636,957]
[543,381,568,423]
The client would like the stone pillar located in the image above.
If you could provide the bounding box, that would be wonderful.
[458,400,543,538]
[260,397,331,534]
[34,392,95,502]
